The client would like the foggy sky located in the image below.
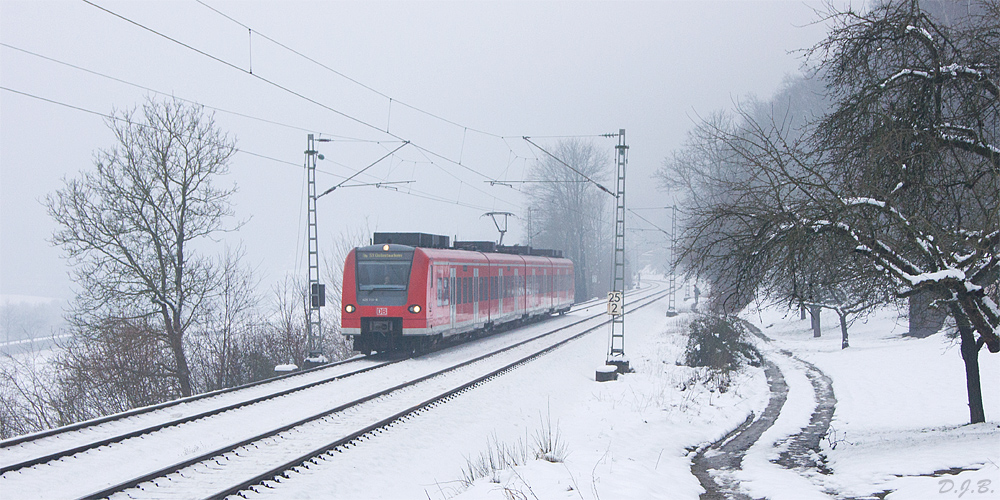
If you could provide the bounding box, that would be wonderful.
[0,0,833,302]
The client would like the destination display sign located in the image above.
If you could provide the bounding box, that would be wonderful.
[359,252,411,259]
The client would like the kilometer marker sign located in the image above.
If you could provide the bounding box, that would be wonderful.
[607,291,623,316]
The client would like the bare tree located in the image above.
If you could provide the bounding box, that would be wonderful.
[661,0,998,423]
[524,139,613,300]
[323,224,373,357]
[809,0,999,422]
[188,245,260,392]
[46,97,239,398]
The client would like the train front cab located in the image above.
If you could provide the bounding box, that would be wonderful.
[341,244,430,354]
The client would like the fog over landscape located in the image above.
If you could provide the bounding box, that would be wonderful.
[1,0,829,310]
[1,2,998,499]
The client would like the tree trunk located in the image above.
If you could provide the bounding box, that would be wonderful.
[810,305,822,337]
[907,290,947,338]
[170,332,193,397]
[950,303,985,424]
[838,310,849,349]
[163,308,193,398]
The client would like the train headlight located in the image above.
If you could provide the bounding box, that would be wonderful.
[408,304,422,314]
[345,304,356,313]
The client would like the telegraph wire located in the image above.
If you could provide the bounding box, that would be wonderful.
[2,86,120,122]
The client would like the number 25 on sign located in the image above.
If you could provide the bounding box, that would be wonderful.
[607,291,623,316]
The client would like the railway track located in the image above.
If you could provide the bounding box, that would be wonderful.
[0,291,615,475]
[0,283,668,499]
[0,355,399,474]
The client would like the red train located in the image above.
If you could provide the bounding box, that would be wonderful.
[341,233,574,354]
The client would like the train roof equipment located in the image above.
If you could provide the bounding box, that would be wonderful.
[372,232,564,259]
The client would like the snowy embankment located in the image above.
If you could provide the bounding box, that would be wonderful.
[447,291,997,499]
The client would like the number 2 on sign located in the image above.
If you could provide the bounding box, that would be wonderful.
[607,291,623,316]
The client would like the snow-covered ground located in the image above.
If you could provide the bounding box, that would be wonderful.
[743,304,1000,500]
[240,284,769,500]
[3,282,996,499]
[252,282,996,499]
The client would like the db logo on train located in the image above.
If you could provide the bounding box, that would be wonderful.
[376,307,389,316]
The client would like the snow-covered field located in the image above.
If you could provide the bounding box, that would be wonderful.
[261,282,997,500]
[744,304,1000,500]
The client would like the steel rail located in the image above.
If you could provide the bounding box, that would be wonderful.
[2,287,634,477]
[209,286,672,500]
[80,284,669,499]
[2,286,616,451]
[0,357,399,474]
[0,354,371,450]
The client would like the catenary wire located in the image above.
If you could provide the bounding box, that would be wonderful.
[193,0,507,140]
[82,0,522,204]
[0,43,380,143]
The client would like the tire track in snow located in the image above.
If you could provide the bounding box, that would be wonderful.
[691,321,838,499]
[772,350,836,475]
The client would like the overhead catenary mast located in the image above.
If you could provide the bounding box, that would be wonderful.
[666,204,678,317]
[304,133,330,368]
[606,129,630,374]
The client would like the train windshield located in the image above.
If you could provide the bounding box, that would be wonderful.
[356,251,413,291]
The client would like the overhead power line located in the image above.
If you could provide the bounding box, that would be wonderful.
[0,42,383,143]
[627,208,672,238]
[81,0,392,136]
[193,0,598,195]
[318,142,410,198]
[522,136,616,197]
[81,0,519,211]
[0,85,490,213]
[194,0,506,140]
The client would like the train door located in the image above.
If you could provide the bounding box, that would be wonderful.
[531,268,537,312]
[449,267,456,329]
[514,268,520,314]
[542,268,549,310]
[498,268,504,316]
[473,267,480,325]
